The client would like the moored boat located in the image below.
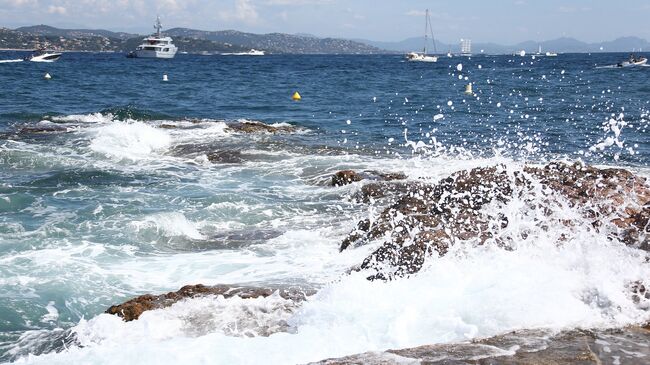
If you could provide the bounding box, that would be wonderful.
[129,16,178,59]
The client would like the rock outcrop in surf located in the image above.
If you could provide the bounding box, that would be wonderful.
[340,162,650,280]
[106,284,315,322]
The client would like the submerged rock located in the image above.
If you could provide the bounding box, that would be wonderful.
[18,125,68,134]
[341,162,650,280]
[206,150,244,164]
[106,284,315,321]
[309,327,650,365]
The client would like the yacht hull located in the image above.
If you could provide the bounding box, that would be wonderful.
[133,49,177,59]
[27,53,61,62]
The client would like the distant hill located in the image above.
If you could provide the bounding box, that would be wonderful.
[359,36,650,54]
[4,24,649,55]
[15,24,138,40]
[165,28,384,54]
[0,25,385,54]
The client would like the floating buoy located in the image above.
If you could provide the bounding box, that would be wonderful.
[162,74,168,82]
[44,73,52,80]
[292,91,301,101]
[464,83,473,94]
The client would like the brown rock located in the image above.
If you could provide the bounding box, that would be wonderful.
[106,284,315,321]
[332,170,364,186]
[341,162,650,280]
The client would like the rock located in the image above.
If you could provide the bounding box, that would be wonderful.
[206,150,243,164]
[309,327,650,365]
[331,170,364,186]
[341,162,650,280]
[226,120,299,134]
[106,284,315,321]
[18,125,68,134]
[331,170,408,187]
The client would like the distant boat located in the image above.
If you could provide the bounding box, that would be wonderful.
[460,39,472,56]
[545,51,558,57]
[128,16,178,59]
[617,55,648,67]
[406,9,438,62]
[222,49,266,56]
[24,49,61,62]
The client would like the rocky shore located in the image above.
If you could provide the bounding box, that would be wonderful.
[103,162,650,363]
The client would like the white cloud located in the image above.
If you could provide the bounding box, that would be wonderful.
[219,0,259,24]
[47,5,67,14]
[0,0,36,7]
[265,0,332,5]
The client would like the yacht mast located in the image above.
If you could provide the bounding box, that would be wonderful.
[154,16,162,37]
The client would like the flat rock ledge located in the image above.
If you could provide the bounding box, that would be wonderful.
[309,327,650,365]
[226,120,301,134]
[106,284,316,322]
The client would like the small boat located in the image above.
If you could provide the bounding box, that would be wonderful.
[406,52,438,62]
[129,16,178,59]
[222,49,266,56]
[24,49,61,62]
[545,51,558,57]
[617,55,648,67]
[406,9,438,62]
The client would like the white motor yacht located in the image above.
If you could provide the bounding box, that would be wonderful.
[129,16,178,59]
[25,50,61,62]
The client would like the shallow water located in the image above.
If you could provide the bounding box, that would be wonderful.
[0,52,649,364]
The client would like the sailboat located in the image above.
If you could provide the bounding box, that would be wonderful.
[406,9,438,62]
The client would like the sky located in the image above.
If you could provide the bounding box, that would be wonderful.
[1,0,650,44]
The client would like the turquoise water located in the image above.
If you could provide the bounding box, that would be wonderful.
[0,52,649,364]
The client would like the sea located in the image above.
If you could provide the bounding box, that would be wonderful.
[0,51,649,364]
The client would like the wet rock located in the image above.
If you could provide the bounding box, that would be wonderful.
[226,120,298,134]
[106,284,315,322]
[332,170,364,186]
[341,162,650,280]
[206,150,244,164]
[331,170,408,187]
[18,125,68,134]
[309,327,650,365]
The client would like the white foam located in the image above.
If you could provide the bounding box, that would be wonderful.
[130,212,205,241]
[88,122,171,161]
[53,113,114,124]
[40,301,59,323]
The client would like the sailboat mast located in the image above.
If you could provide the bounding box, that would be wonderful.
[423,9,429,55]
[428,10,437,54]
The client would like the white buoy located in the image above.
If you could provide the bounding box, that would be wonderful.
[465,83,473,94]
[44,73,52,80]
[162,74,168,82]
